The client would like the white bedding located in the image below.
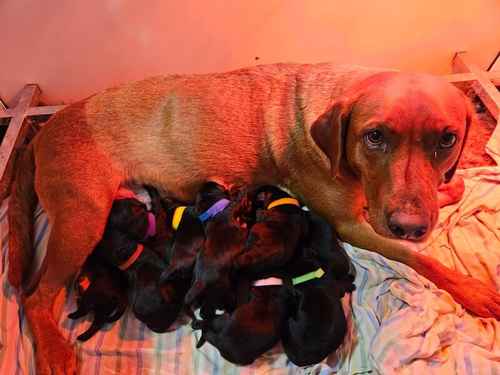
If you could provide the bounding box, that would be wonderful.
[0,124,499,374]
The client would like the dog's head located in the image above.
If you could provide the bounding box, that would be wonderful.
[311,72,472,241]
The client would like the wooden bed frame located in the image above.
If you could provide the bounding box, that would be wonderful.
[0,51,498,195]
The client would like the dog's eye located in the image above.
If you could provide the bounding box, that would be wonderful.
[439,132,457,149]
[364,130,385,148]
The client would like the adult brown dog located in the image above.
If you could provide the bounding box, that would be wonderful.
[8,63,500,374]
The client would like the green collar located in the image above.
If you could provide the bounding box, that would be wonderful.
[292,267,325,285]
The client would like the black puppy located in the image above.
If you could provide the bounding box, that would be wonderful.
[94,189,189,332]
[183,182,247,319]
[66,189,148,340]
[192,278,291,365]
[68,252,129,341]
[280,211,355,367]
[233,185,310,275]
[95,228,189,333]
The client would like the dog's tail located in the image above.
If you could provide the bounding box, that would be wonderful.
[0,121,39,202]
[8,143,38,290]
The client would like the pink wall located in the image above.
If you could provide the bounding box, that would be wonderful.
[1,0,499,105]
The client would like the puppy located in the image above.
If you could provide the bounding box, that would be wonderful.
[96,229,187,333]
[192,279,290,366]
[95,190,188,333]
[64,190,152,340]
[184,181,246,319]
[281,212,355,367]
[67,252,129,342]
[233,185,310,275]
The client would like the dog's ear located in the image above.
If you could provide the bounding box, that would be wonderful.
[310,100,352,178]
[444,97,473,183]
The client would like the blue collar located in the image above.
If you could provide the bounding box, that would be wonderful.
[198,198,230,222]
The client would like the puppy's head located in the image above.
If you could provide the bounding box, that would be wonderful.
[195,181,229,213]
[311,72,471,241]
[108,198,150,240]
[232,185,294,226]
[253,185,293,209]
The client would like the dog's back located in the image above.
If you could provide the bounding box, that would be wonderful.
[31,64,375,201]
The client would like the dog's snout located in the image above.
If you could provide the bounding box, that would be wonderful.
[387,211,428,240]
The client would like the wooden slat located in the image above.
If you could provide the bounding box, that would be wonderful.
[453,51,500,120]
[443,71,500,85]
[487,51,500,72]
[0,104,65,119]
[0,108,14,119]
[0,84,41,181]
[26,104,66,116]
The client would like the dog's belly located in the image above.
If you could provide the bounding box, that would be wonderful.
[34,63,376,203]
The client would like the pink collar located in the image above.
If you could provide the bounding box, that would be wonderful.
[252,277,283,287]
[144,212,156,240]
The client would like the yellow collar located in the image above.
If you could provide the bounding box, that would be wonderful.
[172,206,187,231]
[267,197,300,210]
[119,244,144,271]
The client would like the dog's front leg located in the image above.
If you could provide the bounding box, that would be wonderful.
[437,175,465,208]
[337,218,500,319]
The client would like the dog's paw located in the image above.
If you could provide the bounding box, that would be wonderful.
[35,339,77,375]
[448,275,500,319]
[437,176,465,208]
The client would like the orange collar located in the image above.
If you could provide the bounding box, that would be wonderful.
[267,197,300,210]
[78,275,91,292]
[119,244,144,271]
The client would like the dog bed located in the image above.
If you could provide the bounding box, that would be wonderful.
[0,124,499,374]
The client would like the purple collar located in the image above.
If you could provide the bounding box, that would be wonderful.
[143,212,156,240]
[198,199,230,223]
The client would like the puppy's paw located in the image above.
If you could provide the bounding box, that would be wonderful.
[191,319,204,330]
[67,311,80,320]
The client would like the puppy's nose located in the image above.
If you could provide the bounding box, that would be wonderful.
[387,211,428,240]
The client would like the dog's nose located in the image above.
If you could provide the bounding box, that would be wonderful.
[387,211,428,240]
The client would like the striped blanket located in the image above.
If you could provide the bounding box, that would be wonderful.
[1,125,499,374]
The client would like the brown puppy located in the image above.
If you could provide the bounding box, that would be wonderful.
[8,63,499,374]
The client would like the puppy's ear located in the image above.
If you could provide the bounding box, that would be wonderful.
[444,96,473,183]
[310,100,352,178]
[232,189,254,225]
